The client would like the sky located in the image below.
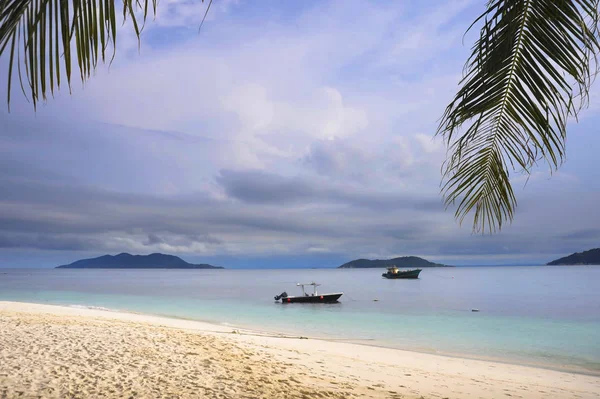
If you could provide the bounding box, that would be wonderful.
[1,0,600,268]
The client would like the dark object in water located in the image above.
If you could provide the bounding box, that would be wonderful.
[472,308,480,312]
[274,282,343,303]
[382,266,422,279]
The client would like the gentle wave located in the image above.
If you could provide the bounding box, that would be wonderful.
[67,304,119,312]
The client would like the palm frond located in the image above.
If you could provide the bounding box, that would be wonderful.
[438,0,600,233]
[0,0,210,110]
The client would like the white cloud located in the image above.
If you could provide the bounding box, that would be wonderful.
[153,0,238,28]
[372,0,477,70]
[414,133,443,154]
[221,83,274,133]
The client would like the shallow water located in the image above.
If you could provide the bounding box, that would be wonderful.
[1,266,599,373]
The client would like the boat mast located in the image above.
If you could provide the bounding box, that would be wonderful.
[297,283,306,296]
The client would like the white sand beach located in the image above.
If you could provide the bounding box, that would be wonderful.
[1,301,599,398]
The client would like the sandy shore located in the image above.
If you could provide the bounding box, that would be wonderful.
[1,301,599,398]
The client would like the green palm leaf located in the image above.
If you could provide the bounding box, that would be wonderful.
[0,0,210,110]
[438,0,600,233]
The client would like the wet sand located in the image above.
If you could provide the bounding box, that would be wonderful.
[1,301,599,398]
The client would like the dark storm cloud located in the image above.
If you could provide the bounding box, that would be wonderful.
[0,233,102,251]
[0,176,215,234]
[303,139,368,178]
[189,234,223,245]
[144,233,223,247]
[0,166,448,253]
[0,159,67,183]
[216,169,316,204]
[145,234,165,245]
[0,164,361,249]
[366,223,435,241]
[2,150,596,261]
[560,229,600,240]
[216,169,444,211]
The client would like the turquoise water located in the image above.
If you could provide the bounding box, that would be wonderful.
[1,266,599,374]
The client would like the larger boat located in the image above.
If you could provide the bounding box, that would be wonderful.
[274,282,343,303]
[382,266,422,279]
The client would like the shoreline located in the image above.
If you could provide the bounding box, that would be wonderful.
[3,298,599,377]
[4,298,600,376]
[1,301,600,398]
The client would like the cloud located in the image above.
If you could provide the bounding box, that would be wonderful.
[152,0,227,28]
[0,233,101,251]
[372,0,477,71]
[221,83,274,133]
[414,134,444,154]
[145,234,165,245]
[1,0,600,266]
[303,138,375,181]
[559,229,600,242]
[0,161,599,263]
[216,169,315,204]
[215,168,445,212]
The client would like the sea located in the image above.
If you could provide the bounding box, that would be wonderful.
[1,266,599,375]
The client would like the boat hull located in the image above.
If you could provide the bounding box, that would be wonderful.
[279,293,343,303]
[382,269,422,279]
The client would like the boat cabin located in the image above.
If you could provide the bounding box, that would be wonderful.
[386,266,400,274]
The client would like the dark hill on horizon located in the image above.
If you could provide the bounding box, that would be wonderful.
[338,256,450,268]
[56,253,224,269]
[547,248,600,266]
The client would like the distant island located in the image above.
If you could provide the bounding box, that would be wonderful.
[56,253,224,269]
[547,248,600,266]
[338,256,450,269]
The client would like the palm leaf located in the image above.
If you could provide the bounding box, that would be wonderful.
[0,0,210,110]
[438,0,600,233]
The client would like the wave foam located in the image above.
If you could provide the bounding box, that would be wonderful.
[67,304,118,312]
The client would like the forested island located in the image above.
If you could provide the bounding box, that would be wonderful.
[56,253,224,269]
[338,256,450,268]
[547,248,600,266]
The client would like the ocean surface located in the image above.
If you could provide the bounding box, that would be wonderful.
[1,266,599,374]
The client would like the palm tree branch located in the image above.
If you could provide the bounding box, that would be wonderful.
[438,0,600,233]
[0,0,211,109]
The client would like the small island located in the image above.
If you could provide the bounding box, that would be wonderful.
[56,253,224,269]
[547,248,600,266]
[338,256,450,269]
